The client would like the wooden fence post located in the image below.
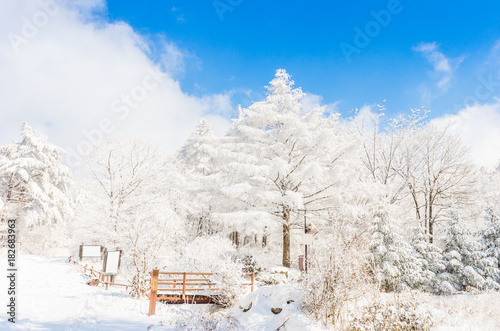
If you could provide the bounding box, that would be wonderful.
[182,272,187,301]
[251,273,255,292]
[148,269,159,316]
[105,275,109,290]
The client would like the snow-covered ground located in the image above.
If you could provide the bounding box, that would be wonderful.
[0,255,165,330]
[1,255,500,330]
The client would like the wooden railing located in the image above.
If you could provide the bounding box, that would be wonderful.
[68,256,130,291]
[148,270,255,316]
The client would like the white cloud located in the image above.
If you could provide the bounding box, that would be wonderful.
[0,0,231,167]
[413,42,464,95]
[301,93,339,115]
[432,103,500,170]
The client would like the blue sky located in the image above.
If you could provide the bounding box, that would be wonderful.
[104,0,500,118]
[1,0,500,168]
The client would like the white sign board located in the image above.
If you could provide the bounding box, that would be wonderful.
[81,245,101,257]
[104,251,121,275]
[302,234,314,245]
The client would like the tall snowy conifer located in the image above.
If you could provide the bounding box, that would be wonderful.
[217,69,349,267]
[0,123,75,230]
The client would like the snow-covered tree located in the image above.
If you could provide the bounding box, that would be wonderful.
[409,227,445,292]
[178,119,224,237]
[0,123,76,250]
[77,138,189,295]
[399,125,476,243]
[213,69,352,267]
[479,206,500,271]
[438,210,500,293]
[367,208,423,291]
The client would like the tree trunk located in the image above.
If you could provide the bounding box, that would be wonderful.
[282,223,290,268]
[429,220,434,244]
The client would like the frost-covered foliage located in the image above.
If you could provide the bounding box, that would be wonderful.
[0,123,76,252]
[438,210,500,293]
[367,208,423,292]
[348,292,433,331]
[303,223,375,327]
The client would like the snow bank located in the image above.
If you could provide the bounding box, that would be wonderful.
[230,284,321,330]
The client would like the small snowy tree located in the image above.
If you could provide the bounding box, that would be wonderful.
[438,210,500,293]
[479,206,500,271]
[367,208,423,291]
[409,227,445,292]
[0,123,76,251]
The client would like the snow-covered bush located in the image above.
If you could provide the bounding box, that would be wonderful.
[367,208,423,292]
[174,309,243,330]
[348,293,433,331]
[256,271,287,286]
[303,223,375,327]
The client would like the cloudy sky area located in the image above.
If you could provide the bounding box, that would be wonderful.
[1,0,500,169]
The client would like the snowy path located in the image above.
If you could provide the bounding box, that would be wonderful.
[0,255,166,331]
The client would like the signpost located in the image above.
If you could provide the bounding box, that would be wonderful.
[79,245,104,261]
[103,249,122,282]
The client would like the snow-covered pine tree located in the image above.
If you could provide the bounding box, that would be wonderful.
[213,69,351,267]
[367,207,423,291]
[479,206,500,269]
[438,210,500,294]
[178,118,224,237]
[410,227,445,292]
[0,122,76,250]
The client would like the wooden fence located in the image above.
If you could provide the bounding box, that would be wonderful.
[68,256,130,291]
[148,270,255,316]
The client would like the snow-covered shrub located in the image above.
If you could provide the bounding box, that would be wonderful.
[367,208,423,292]
[256,271,287,286]
[174,309,243,331]
[348,292,433,331]
[303,223,375,327]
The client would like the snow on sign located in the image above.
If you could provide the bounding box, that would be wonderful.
[103,251,121,275]
[79,245,103,260]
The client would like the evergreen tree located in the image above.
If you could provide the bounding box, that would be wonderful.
[0,122,76,226]
[410,227,445,292]
[479,206,500,270]
[368,208,423,291]
[212,69,351,267]
[439,210,500,294]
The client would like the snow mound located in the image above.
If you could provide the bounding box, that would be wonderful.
[231,284,320,330]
